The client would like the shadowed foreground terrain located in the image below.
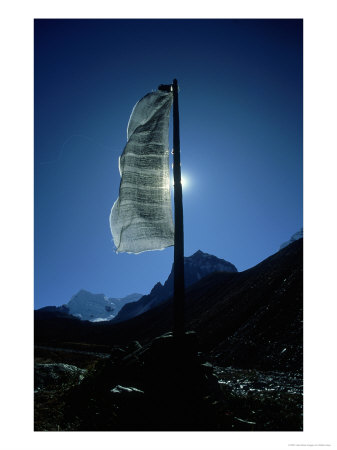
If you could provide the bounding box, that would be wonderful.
[35,239,303,431]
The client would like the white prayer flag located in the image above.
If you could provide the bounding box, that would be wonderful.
[110,90,174,253]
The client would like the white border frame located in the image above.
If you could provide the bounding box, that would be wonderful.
[1,1,336,449]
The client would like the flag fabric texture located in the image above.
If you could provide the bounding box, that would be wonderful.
[110,90,174,253]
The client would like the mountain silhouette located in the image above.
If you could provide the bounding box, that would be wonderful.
[35,239,302,371]
[113,250,237,323]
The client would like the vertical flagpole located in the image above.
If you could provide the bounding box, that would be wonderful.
[172,79,185,341]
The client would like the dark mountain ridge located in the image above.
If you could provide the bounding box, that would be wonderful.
[35,239,303,371]
[114,250,237,322]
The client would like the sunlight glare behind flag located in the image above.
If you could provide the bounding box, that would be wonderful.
[110,90,174,253]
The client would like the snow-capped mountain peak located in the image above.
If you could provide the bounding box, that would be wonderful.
[280,228,303,250]
[65,290,143,322]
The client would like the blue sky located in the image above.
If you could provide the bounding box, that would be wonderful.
[34,19,302,308]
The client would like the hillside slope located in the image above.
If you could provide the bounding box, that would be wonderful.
[35,239,302,371]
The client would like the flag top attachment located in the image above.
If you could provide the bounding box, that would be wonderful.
[158,84,173,93]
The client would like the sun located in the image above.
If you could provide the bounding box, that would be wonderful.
[170,173,190,190]
[181,175,189,189]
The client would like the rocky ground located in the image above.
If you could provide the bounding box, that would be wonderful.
[34,334,302,432]
[34,242,303,431]
[213,366,302,430]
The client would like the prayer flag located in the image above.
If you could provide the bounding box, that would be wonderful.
[110,89,174,253]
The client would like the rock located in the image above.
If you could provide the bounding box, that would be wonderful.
[136,331,229,429]
[62,332,234,430]
[109,347,127,362]
[126,340,142,352]
[34,363,87,390]
[110,385,144,395]
[234,416,256,430]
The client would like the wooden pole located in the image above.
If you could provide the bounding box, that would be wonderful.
[172,79,185,341]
